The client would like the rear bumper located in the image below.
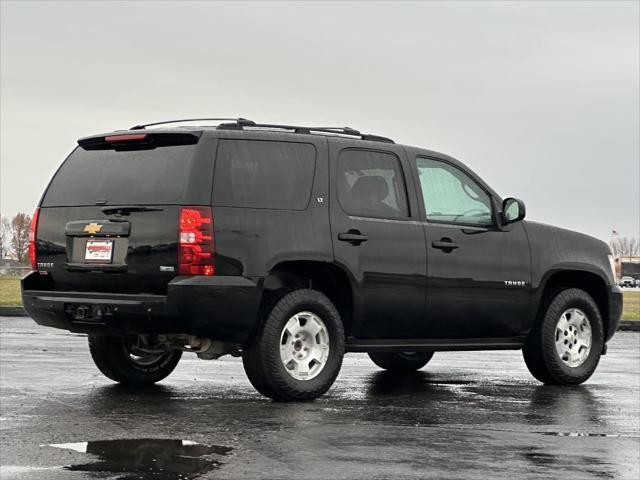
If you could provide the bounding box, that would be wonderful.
[607,285,623,341]
[21,273,262,344]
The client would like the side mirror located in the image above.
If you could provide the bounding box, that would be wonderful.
[502,197,526,224]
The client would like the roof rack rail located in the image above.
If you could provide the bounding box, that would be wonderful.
[217,121,395,144]
[130,118,255,130]
[128,118,394,143]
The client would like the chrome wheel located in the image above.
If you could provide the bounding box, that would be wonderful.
[280,311,330,381]
[126,337,166,366]
[128,352,165,366]
[555,308,592,368]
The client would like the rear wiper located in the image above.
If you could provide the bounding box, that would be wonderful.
[101,206,164,216]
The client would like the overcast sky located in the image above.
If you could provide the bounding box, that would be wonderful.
[1,1,638,242]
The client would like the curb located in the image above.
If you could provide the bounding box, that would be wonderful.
[1,305,638,330]
[618,320,640,332]
[0,306,27,317]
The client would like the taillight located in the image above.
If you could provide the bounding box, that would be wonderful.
[29,207,40,270]
[178,206,215,275]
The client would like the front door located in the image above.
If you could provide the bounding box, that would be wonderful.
[413,156,532,338]
[329,143,427,339]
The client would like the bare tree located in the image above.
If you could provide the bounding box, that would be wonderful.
[10,213,31,264]
[610,236,640,257]
[0,214,11,258]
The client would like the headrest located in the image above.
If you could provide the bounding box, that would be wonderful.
[350,176,389,202]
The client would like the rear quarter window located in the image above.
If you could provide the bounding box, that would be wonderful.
[212,139,316,210]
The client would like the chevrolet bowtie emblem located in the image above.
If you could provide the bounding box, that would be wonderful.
[83,222,103,235]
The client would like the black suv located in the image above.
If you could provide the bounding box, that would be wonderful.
[22,118,623,401]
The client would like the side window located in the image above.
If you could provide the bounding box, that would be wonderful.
[337,149,409,219]
[213,140,316,210]
[416,158,493,226]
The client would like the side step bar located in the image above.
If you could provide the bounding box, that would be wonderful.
[345,336,526,353]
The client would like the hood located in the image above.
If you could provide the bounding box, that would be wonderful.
[523,221,614,285]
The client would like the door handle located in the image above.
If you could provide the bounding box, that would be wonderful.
[338,230,368,246]
[431,238,459,252]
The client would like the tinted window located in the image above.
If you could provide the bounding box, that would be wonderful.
[416,158,493,225]
[42,144,198,206]
[213,140,316,210]
[337,149,408,219]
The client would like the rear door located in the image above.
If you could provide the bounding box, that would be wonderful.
[329,140,427,339]
[35,132,213,294]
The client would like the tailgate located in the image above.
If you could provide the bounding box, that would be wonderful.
[33,131,209,294]
[36,206,180,294]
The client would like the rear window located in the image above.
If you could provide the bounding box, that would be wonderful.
[42,144,198,206]
[212,140,316,210]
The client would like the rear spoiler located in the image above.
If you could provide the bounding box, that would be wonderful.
[78,132,201,150]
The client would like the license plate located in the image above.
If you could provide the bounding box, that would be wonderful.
[85,239,113,263]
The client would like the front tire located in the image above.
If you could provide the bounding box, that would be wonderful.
[523,288,604,385]
[242,289,345,401]
[88,335,182,385]
[368,351,434,372]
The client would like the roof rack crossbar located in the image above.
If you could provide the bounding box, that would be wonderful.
[130,118,255,130]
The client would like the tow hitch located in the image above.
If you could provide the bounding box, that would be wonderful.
[65,304,114,322]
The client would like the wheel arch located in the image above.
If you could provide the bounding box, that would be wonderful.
[535,268,610,337]
[261,260,355,335]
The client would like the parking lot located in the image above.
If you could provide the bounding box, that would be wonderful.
[1,316,638,480]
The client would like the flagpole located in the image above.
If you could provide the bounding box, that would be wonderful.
[611,229,619,282]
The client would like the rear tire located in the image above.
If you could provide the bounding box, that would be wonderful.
[88,335,182,385]
[523,288,604,385]
[368,351,434,372]
[242,289,345,401]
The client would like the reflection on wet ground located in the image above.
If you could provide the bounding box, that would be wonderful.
[47,439,233,480]
[1,318,638,479]
[520,447,616,479]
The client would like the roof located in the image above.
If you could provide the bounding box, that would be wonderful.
[83,118,395,144]
[74,117,500,200]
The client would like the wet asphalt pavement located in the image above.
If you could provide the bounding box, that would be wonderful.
[1,317,638,480]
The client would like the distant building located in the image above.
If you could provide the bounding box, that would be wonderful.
[0,258,30,276]
[613,256,640,280]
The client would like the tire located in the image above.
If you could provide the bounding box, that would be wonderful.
[368,351,434,372]
[522,288,604,385]
[88,334,182,385]
[242,289,345,401]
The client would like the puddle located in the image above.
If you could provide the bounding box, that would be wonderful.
[537,431,640,438]
[46,438,233,479]
[521,447,616,479]
[1,465,64,476]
